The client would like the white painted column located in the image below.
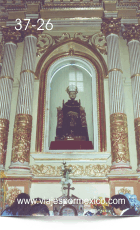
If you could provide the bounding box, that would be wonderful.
[0,27,20,170]
[9,31,38,172]
[123,24,140,172]
[102,18,131,171]
[107,34,125,115]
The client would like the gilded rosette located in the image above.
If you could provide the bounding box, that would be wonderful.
[2,26,22,44]
[0,119,9,166]
[122,24,140,43]
[22,19,42,39]
[110,113,130,163]
[11,114,32,163]
[134,118,140,166]
[101,18,121,37]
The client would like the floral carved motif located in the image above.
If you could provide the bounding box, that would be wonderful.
[31,164,111,177]
[36,32,107,57]
[118,187,131,194]
[101,18,121,37]
[134,118,140,166]
[5,185,22,206]
[11,114,32,163]
[122,24,140,43]
[110,113,130,163]
[0,119,9,166]
[85,164,111,177]
[31,165,56,176]
[1,26,22,44]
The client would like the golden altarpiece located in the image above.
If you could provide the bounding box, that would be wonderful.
[0,0,140,212]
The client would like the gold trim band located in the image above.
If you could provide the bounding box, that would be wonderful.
[20,70,37,79]
[0,76,14,81]
[131,73,140,79]
[108,68,123,74]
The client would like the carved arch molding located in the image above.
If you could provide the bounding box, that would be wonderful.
[35,32,108,152]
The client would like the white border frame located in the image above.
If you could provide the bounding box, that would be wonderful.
[43,56,98,152]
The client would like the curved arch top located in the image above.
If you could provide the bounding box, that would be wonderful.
[35,40,107,153]
[35,38,108,80]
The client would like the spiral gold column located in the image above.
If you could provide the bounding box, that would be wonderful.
[101,18,131,170]
[0,27,21,170]
[9,21,40,172]
[123,24,140,172]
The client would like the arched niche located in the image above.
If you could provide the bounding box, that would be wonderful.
[35,40,107,153]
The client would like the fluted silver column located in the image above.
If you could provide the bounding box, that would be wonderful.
[0,27,21,170]
[101,18,131,171]
[123,24,140,172]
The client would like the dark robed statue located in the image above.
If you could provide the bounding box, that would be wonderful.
[56,85,89,141]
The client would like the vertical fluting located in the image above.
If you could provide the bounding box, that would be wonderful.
[0,42,17,169]
[101,18,131,170]
[16,36,37,115]
[0,43,17,120]
[10,34,37,171]
[107,34,125,115]
[128,40,140,119]
[127,39,140,171]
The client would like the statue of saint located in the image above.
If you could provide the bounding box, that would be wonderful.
[56,85,89,141]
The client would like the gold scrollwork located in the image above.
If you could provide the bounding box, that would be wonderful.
[0,119,9,166]
[31,165,56,176]
[6,187,22,206]
[11,114,32,163]
[85,164,111,177]
[110,113,130,163]
[101,17,121,37]
[31,164,111,177]
[1,26,22,44]
[118,187,131,194]
[22,19,42,39]
[134,117,140,166]
[36,32,107,57]
[122,24,140,43]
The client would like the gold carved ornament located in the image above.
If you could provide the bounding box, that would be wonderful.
[134,117,140,166]
[101,17,121,37]
[118,187,131,195]
[36,32,107,57]
[1,26,22,44]
[122,24,140,43]
[0,119,9,166]
[6,187,22,206]
[110,113,130,163]
[31,164,111,177]
[11,114,32,163]
[22,19,42,39]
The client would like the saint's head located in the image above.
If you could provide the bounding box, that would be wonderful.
[66,85,78,101]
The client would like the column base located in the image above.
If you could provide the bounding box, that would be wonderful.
[0,164,5,171]
[8,162,31,175]
[110,161,132,172]
[137,164,140,172]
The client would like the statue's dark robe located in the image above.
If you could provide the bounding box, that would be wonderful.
[56,100,89,141]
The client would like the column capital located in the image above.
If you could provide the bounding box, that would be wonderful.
[1,26,22,44]
[101,17,121,37]
[122,24,140,43]
[21,19,42,39]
